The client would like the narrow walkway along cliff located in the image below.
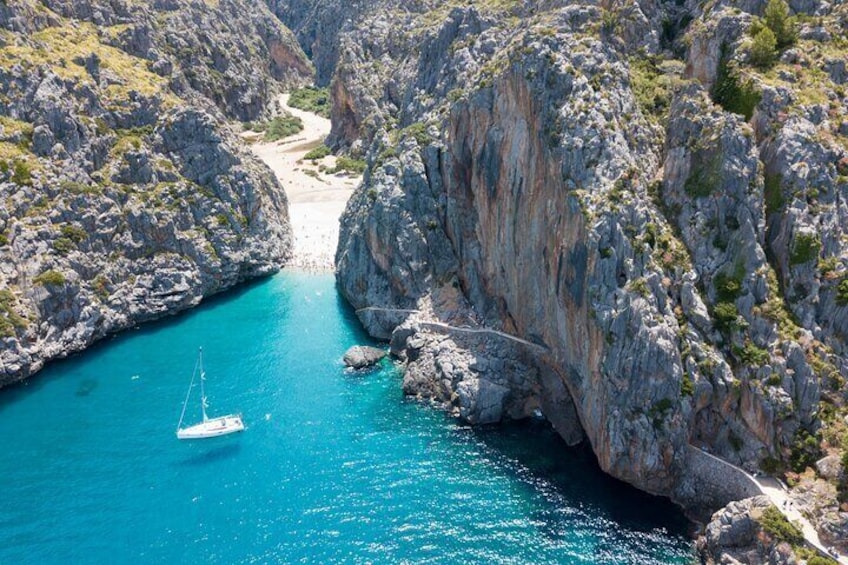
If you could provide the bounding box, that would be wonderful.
[1,0,847,561]
[325,0,848,559]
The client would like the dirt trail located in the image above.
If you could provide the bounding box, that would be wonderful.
[247,94,359,271]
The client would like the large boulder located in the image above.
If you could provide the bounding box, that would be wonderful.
[342,345,386,369]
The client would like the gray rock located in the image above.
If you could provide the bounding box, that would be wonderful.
[0,0,309,387]
[700,496,799,565]
[817,454,843,481]
[328,0,848,526]
[342,345,386,369]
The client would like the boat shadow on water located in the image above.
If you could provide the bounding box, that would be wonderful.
[176,442,242,467]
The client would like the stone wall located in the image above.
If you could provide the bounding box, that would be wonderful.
[676,445,763,517]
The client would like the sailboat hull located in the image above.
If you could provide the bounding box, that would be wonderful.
[177,415,244,440]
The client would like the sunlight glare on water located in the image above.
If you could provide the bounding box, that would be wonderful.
[0,272,694,564]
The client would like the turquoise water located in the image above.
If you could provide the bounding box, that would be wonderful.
[0,272,694,564]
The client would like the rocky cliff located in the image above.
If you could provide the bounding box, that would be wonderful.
[0,0,312,386]
[333,0,848,527]
[264,0,374,86]
[698,495,802,564]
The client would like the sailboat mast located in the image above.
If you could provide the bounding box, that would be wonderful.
[199,347,208,422]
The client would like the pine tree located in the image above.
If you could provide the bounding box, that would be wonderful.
[764,0,796,49]
[750,27,778,69]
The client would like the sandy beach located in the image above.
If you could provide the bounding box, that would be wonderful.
[247,94,359,271]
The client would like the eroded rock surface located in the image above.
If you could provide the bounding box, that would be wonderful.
[0,0,312,386]
[699,496,799,564]
[331,0,848,526]
[342,345,386,369]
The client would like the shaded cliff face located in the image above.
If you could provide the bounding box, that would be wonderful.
[334,0,848,510]
[0,0,311,386]
[264,0,376,86]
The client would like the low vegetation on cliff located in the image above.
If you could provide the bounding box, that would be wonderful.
[323,0,848,553]
[0,0,311,386]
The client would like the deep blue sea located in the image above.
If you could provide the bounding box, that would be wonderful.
[0,272,694,564]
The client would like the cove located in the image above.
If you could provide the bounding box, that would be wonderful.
[0,272,694,564]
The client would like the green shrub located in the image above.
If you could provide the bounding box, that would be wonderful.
[245,121,265,132]
[60,224,87,243]
[764,172,784,215]
[766,373,782,386]
[837,278,848,306]
[648,398,675,428]
[715,269,744,302]
[806,556,838,565]
[374,147,398,169]
[734,341,770,366]
[749,27,778,69]
[761,456,781,474]
[34,270,66,286]
[681,373,694,397]
[763,0,797,48]
[304,144,331,160]
[330,156,366,175]
[629,56,673,123]
[759,505,804,545]
[92,275,110,300]
[789,429,821,473]
[684,152,722,198]
[11,160,32,186]
[714,301,740,332]
[60,180,98,194]
[0,289,26,338]
[790,233,820,265]
[628,277,651,298]
[288,86,330,118]
[401,122,431,146]
[712,46,761,120]
[263,115,303,141]
[53,237,75,255]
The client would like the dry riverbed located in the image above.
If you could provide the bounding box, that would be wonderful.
[246,94,359,271]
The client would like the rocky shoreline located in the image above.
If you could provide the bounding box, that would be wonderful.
[0,0,311,387]
[1,0,847,560]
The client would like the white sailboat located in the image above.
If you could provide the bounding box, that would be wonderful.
[176,347,244,440]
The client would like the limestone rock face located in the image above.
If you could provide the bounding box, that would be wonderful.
[0,0,309,386]
[337,3,699,498]
[791,477,848,552]
[40,0,312,121]
[662,83,820,460]
[264,0,375,86]
[332,0,848,519]
[699,496,799,565]
[342,345,386,369]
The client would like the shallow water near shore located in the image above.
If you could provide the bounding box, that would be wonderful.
[0,271,694,564]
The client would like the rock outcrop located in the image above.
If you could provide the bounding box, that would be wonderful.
[265,0,374,86]
[699,496,800,564]
[0,0,312,386]
[331,0,848,525]
[342,345,386,369]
